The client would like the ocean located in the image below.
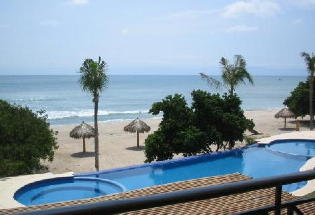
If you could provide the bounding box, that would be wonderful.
[0,75,306,125]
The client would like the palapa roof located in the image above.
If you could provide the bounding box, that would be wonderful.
[70,121,95,139]
[275,108,295,119]
[124,118,150,133]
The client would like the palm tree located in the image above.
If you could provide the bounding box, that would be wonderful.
[200,55,253,95]
[301,52,315,130]
[79,56,108,171]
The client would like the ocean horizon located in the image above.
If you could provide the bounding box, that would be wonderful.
[0,75,306,125]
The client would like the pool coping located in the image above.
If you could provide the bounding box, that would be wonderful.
[259,135,315,196]
[256,131,315,196]
[0,172,73,209]
[292,157,315,196]
[257,131,315,144]
[13,176,127,206]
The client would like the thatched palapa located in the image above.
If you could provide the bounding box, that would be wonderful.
[70,121,95,152]
[275,108,295,128]
[124,118,150,148]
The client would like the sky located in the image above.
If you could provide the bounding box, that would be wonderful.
[0,0,315,75]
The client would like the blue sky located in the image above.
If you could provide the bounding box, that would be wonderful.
[0,0,314,75]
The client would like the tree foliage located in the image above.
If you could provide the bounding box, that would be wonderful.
[0,100,58,176]
[144,90,254,162]
[301,52,315,76]
[284,80,315,117]
[300,52,315,130]
[200,55,253,95]
[79,57,108,100]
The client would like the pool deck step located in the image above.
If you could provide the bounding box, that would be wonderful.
[0,173,314,215]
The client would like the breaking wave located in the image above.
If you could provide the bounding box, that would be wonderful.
[47,109,150,120]
[9,97,63,102]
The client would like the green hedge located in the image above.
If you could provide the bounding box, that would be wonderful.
[0,100,58,177]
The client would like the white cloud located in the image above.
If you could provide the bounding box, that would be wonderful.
[0,24,9,29]
[168,10,217,19]
[65,0,89,6]
[165,1,279,22]
[292,19,302,25]
[222,0,280,18]
[290,0,315,7]
[301,0,315,5]
[39,20,59,27]
[226,25,258,33]
[121,28,129,35]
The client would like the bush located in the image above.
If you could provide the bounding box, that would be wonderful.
[243,136,257,146]
[144,90,254,162]
[284,79,315,117]
[0,100,58,176]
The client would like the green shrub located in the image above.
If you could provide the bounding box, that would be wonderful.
[0,100,58,177]
[243,136,257,146]
[284,79,315,117]
[144,90,254,162]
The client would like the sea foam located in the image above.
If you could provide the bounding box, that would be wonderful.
[47,109,149,119]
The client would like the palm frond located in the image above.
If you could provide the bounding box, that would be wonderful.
[244,71,254,85]
[234,55,246,68]
[79,57,109,98]
[220,57,228,67]
[301,52,311,62]
[219,55,253,94]
[237,68,254,85]
[199,73,221,90]
[221,70,233,87]
[301,52,315,75]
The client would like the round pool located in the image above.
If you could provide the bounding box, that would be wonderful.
[266,139,315,158]
[14,177,126,206]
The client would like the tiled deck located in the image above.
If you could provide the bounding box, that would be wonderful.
[1,173,314,215]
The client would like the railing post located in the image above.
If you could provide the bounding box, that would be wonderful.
[292,206,304,215]
[275,185,282,215]
[287,206,293,215]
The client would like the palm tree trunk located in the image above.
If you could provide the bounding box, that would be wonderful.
[94,97,100,171]
[83,137,86,153]
[228,141,235,150]
[230,85,234,96]
[137,131,139,148]
[310,76,314,130]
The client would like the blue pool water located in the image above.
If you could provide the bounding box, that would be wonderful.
[15,141,315,206]
[267,140,315,158]
[85,146,307,192]
[14,177,126,205]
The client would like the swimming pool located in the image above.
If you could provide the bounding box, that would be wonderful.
[80,145,307,192]
[15,140,315,206]
[14,177,126,205]
[267,139,315,158]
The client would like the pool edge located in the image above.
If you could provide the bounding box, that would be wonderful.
[292,157,315,196]
[0,172,73,209]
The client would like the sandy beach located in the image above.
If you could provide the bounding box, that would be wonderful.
[46,109,310,174]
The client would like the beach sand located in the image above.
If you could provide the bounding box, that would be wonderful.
[47,109,309,174]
